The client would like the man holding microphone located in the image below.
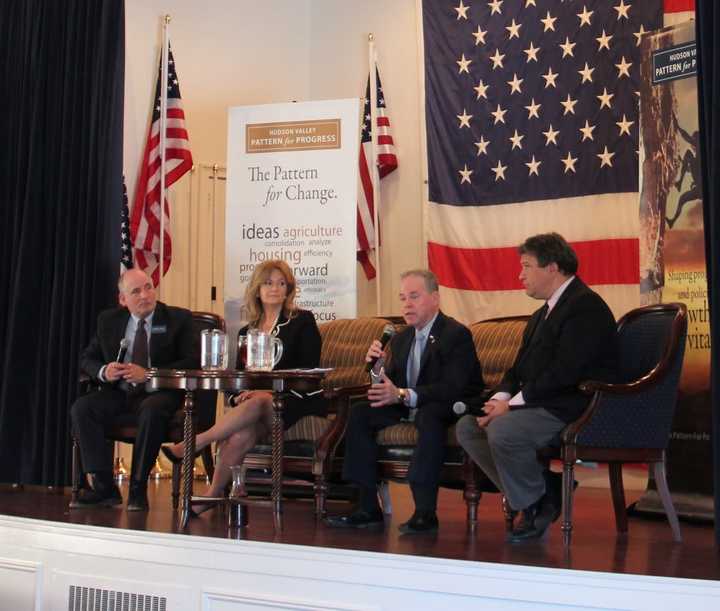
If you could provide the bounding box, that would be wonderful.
[70,268,198,512]
[325,269,483,534]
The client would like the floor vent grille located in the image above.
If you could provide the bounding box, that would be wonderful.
[67,585,167,611]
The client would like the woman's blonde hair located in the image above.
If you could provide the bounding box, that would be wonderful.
[244,260,297,326]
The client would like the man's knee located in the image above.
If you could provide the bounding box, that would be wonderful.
[455,414,481,445]
[136,398,176,428]
[486,415,524,451]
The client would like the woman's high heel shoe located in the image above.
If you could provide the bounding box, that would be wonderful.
[188,503,215,518]
[160,445,183,465]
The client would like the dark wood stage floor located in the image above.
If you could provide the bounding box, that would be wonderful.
[2,477,718,582]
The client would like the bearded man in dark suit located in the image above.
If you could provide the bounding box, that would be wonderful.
[70,268,198,511]
[326,270,484,534]
[457,233,617,542]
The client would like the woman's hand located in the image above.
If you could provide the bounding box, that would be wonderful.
[230,390,256,406]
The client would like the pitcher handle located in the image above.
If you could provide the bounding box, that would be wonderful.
[237,335,247,370]
[272,337,284,368]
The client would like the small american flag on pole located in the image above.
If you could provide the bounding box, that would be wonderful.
[130,44,193,286]
[357,66,398,280]
[120,177,133,272]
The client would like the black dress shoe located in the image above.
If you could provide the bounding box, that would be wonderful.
[398,511,439,535]
[160,445,182,465]
[324,509,384,530]
[127,482,149,512]
[508,494,560,542]
[69,484,123,509]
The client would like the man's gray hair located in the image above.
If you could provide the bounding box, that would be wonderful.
[400,269,439,293]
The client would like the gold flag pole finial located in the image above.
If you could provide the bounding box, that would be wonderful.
[164,14,171,25]
[368,33,374,42]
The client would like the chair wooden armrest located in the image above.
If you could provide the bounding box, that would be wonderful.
[323,383,371,402]
[579,368,673,396]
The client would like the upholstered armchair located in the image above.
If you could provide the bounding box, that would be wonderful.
[547,302,688,545]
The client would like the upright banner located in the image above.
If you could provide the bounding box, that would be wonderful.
[225,99,360,361]
[638,21,712,520]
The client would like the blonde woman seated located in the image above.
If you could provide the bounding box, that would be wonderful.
[162,260,324,513]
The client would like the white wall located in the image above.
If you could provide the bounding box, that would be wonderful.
[124,0,422,318]
[307,0,424,316]
[125,0,313,189]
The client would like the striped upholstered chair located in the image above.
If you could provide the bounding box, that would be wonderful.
[242,317,393,516]
[371,315,529,529]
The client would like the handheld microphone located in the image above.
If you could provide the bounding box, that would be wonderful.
[365,324,396,372]
[116,338,130,363]
[453,401,487,417]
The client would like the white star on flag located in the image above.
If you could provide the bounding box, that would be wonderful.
[459,164,473,184]
[526,155,541,176]
[455,0,470,20]
[598,146,615,167]
[492,159,507,181]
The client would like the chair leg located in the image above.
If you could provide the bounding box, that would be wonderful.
[561,460,575,546]
[71,438,81,506]
[608,462,628,534]
[314,474,328,518]
[463,487,480,533]
[501,496,515,533]
[171,463,181,510]
[462,459,480,532]
[653,460,682,542]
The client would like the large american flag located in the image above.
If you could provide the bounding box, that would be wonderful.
[357,66,398,280]
[422,0,694,322]
[130,45,193,286]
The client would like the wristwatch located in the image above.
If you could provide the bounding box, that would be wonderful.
[397,388,408,404]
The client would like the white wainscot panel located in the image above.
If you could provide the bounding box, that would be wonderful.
[0,557,42,611]
[204,587,379,610]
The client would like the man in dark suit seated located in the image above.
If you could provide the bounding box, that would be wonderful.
[456,233,617,542]
[70,268,198,511]
[325,270,484,534]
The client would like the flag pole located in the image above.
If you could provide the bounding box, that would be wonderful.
[158,14,171,295]
[368,34,382,315]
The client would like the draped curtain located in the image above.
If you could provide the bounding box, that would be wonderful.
[0,0,125,485]
[695,1,720,544]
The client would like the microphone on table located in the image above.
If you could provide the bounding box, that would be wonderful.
[453,400,487,417]
[364,324,396,372]
[116,338,130,363]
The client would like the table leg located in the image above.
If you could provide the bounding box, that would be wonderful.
[271,392,284,531]
[180,389,196,529]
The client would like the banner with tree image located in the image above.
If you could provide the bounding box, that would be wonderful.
[638,20,712,519]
